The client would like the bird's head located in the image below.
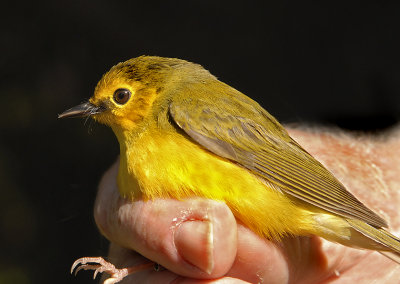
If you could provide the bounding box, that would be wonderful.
[59,56,211,135]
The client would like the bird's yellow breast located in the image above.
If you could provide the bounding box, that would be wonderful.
[117,129,316,240]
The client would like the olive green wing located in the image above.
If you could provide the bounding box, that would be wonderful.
[169,94,387,228]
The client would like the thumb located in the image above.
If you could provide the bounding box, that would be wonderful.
[94,158,238,279]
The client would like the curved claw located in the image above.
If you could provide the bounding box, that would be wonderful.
[70,256,156,283]
[71,258,82,274]
[93,267,100,279]
[71,257,109,275]
[73,264,100,278]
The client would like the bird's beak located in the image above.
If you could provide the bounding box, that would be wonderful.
[58,102,105,119]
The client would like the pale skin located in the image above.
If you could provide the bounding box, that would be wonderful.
[91,127,400,283]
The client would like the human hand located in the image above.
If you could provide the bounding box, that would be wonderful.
[93,127,400,283]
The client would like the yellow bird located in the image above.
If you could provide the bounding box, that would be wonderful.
[60,56,400,282]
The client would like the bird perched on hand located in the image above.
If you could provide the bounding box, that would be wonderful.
[59,56,400,283]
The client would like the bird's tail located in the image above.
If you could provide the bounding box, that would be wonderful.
[346,218,400,264]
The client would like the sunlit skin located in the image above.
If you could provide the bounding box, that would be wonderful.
[59,56,400,283]
[94,128,400,283]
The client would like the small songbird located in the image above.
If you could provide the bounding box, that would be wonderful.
[60,56,400,283]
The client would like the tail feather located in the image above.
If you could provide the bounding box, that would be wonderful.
[347,218,400,264]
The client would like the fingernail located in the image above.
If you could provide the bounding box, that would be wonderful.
[175,220,214,274]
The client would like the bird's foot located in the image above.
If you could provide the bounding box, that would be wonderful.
[71,256,154,284]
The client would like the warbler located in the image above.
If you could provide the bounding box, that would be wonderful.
[60,56,400,282]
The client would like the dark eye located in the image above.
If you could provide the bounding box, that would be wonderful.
[113,88,131,105]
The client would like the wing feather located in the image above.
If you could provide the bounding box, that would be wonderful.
[168,90,387,228]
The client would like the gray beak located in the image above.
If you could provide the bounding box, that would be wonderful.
[58,102,104,118]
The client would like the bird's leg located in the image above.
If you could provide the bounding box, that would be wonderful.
[71,257,155,284]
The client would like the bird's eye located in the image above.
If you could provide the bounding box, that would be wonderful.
[113,88,131,105]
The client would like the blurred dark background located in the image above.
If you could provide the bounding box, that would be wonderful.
[1,1,399,283]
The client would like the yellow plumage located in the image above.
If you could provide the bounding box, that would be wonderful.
[60,56,400,271]
[118,128,314,240]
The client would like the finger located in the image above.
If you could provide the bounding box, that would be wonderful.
[103,227,338,284]
[173,277,252,284]
[104,243,253,284]
[316,238,400,283]
[94,158,238,279]
[226,224,289,284]
[227,225,338,284]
